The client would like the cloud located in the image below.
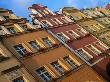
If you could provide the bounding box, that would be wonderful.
[66,0,110,9]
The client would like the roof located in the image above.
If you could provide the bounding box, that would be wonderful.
[106,3,110,9]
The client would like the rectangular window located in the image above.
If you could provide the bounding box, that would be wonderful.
[67,30,79,39]
[3,16,9,20]
[51,19,59,25]
[41,20,53,27]
[56,33,70,42]
[19,24,29,32]
[36,67,52,82]
[7,27,16,34]
[63,56,78,69]
[51,61,65,75]
[95,41,109,50]
[77,49,93,61]
[29,40,41,50]
[86,45,101,55]
[42,37,53,47]
[77,28,89,36]
[60,17,69,23]
[14,44,28,57]
[13,77,25,82]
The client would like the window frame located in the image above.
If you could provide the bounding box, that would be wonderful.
[86,44,102,56]
[36,67,53,82]
[76,48,93,61]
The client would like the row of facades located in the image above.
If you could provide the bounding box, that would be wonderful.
[0,3,110,82]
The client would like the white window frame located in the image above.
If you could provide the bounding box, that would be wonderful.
[14,44,27,57]
[42,37,53,47]
[36,67,52,82]
[95,41,109,50]
[76,48,93,61]
[29,40,41,50]
[56,32,70,42]
[86,44,102,56]
[51,61,65,75]
[66,30,79,39]
[76,28,89,36]
[63,56,78,69]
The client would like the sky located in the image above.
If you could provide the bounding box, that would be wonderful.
[0,0,110,21]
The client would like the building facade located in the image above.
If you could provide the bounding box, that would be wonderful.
[62,7,89,22]
[28,4,110,81]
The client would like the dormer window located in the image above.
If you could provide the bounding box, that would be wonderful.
[42,37,53,47]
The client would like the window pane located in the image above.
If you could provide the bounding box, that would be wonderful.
[77,49,93,61]
[36,67,52,82]
[29,40,41,50]
[14,44,28,57]
[64,56,78,69]
[42,37,53,47]
[51,61,65,74]
[13,77,25,82]
[7,27,16,34]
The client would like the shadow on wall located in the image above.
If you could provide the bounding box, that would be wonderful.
[106,62,110,78]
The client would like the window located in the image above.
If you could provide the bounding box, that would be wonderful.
[64,56,78,69]
[0,16,5,21]
[3,16,9,20]
[56,33,70,42]
[86,45,101,55]
[77,49,93,61]
[0,26,2,30]
[29,40,41,50]
[51,61,65,75]
[7,27,16,34]
[67,30,79,39]
[54,18,63,24]
[19,24,29,32]
[51,19,59,25]
[60,17,69,23]
[13,77,25,82]
[77,28,89,36]
[42,37,53,47]
[95,41,109,50]
[41,20,53,27]
[14,44,28,57]
[36,67,52,82]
